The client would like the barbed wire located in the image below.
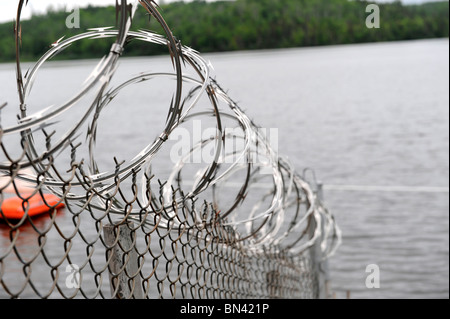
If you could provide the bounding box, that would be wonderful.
[0,0,341,299]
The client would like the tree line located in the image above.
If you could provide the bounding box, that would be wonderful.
[0,0,448,62]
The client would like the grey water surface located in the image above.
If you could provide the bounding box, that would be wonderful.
[0,38,448,299]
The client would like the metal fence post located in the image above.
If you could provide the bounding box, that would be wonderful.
[267,270,281,299]
[317,182,332,299]
[104,222,143,299]
[309,182,331,299]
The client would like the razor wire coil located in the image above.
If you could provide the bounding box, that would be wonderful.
[0,0,341,299]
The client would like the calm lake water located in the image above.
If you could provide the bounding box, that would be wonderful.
[1,39,449,299]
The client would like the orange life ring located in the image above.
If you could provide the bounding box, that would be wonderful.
[0,194,65,220]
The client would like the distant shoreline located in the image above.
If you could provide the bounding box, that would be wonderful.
[1,37,448,67]
[0,0,448,63]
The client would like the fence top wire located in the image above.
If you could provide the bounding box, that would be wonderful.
[0,0,341,299]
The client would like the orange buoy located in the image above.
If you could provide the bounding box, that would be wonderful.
[0,194,65,220]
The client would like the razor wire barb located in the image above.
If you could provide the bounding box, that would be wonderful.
[0,0,341,299]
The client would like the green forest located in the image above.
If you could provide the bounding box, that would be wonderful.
[0,0,448,62]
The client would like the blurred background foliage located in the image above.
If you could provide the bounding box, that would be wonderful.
[0,0,448,62]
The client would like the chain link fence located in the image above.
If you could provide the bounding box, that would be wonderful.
[0,0,341,299]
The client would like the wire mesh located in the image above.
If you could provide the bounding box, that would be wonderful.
[0,0,341,299]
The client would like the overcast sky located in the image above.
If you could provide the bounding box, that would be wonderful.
[0,0,446,23]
